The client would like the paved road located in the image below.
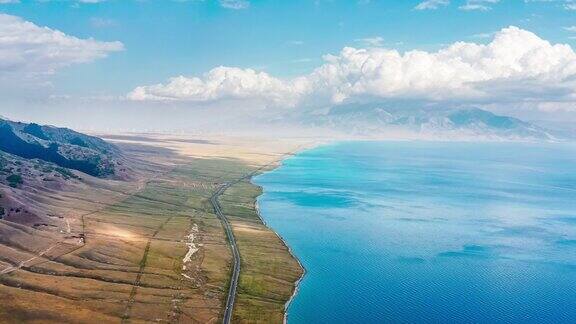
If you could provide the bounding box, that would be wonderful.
[210,182,240,324]
[210,169,264,324]
[210,151,300,324]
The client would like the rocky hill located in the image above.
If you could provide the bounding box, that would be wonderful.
[0,118,121,177]
[0,119,130,226]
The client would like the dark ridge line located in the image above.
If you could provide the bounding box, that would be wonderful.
[22,265,181,288]
[39,252,138,272]
[0,241,61,260]
[0,275,125,304]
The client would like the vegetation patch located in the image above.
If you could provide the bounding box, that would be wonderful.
[6,174,23,188]
[54,167,81,180]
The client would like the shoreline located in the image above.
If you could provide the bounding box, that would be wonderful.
[111,133,320,322]
[253,197,307,324]
[249,145,317,324]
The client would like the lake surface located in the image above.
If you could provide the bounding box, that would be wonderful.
[254,141,576,323]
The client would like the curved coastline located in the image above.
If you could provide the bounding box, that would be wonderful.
[253,197,307,324]
[250,145,318,324]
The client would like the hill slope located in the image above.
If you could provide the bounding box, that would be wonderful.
[0,119,120,177]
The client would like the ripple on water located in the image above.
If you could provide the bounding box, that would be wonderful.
[255,141,576,323]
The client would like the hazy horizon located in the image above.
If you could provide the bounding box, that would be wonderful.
[2,1,576,134]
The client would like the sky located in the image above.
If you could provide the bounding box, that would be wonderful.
[1,0,576,131]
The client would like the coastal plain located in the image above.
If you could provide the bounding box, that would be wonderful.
[0,134,307,323]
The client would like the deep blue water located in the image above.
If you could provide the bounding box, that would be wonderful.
[254,141,576,324]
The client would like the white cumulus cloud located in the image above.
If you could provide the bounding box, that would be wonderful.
[414,0,449,10]
[0,13,124,80]
[128,66,304,105]
[128,27,576,107]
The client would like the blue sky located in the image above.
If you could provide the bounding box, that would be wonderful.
[1,0,576,130]
[2,0,575,95]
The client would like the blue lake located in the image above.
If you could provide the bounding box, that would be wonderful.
[254,141,576,323]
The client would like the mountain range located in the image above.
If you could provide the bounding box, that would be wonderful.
[288,104,560,141]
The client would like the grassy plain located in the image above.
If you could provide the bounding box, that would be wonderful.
[0,134,308,323]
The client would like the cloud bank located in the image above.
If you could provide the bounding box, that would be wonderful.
[128,67,302,105]
[128,26,576,108]
[0,13,124,80]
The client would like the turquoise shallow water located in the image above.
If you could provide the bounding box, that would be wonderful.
[254,141,576,324]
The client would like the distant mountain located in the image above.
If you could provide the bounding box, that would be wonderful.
[0,118,120,177]
[290,104,558,140]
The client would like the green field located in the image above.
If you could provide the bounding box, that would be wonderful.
[0,154,302,323]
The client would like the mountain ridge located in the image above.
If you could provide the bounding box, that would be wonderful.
[287,104,559,141]
[0,118,121,178]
